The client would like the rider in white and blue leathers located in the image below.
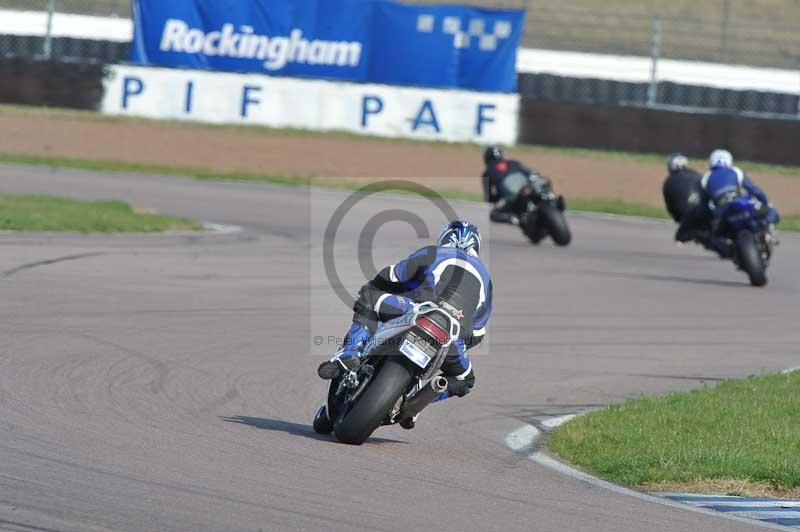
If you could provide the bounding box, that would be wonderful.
[676,149,779,255]
[701,150,771,208]
[316,220,492,428]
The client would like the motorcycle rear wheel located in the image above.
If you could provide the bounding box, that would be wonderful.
[735,230,767,287]
[333,358,414,445]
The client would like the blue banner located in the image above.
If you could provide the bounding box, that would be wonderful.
[129,0,524,93]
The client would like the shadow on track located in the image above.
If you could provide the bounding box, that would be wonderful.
[584,269,747,288]
[220,416,407,445]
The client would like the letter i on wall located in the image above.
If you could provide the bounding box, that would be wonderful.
[185,81,194,113]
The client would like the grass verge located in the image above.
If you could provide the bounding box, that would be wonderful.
[549,371,800,498]
[2,152,799,231]
[0,194,201,232]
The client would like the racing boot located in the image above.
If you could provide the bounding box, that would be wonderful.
[312,403,334,434]
[766,224,780,248]
[399,413,419,430]
[317,322,372,380]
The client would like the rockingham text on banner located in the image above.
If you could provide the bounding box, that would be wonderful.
[129,0,525,93]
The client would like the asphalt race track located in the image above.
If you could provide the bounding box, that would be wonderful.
[1,163,798,532]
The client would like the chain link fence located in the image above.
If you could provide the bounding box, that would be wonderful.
[1,0,799,116]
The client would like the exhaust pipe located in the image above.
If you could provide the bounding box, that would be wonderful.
[398,376,449,421]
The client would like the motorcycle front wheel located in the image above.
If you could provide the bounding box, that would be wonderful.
[735,230,767,287]
[539,203,572,246]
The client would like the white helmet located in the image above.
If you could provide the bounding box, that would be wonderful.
[708,149,733,169]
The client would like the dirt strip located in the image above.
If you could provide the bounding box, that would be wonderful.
[3,109,800,211]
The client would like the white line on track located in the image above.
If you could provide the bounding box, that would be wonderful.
[202,222,243,234]
[504,424,540,452]
[540,414,577,429]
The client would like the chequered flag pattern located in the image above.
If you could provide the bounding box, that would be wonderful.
[416,14,513,51]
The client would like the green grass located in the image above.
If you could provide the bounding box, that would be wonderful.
[779,215,800,232]
[3,151,800,232]
[549,371,800,491]
[568,198,670,219]
[0,194,201,232]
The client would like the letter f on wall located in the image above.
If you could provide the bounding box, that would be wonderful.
[241,85,262,118]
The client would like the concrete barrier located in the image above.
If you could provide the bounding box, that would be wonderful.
[0,57,106,110]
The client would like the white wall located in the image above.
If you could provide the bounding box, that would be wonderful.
[0,9,132,42]
[101,65,520,145]
[517,48,800,94]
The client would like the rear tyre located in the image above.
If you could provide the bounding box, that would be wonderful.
[539,204,572,246]
[735,230,767,287]
[333,358,414,445]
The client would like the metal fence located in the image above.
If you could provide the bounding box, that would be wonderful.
[1,0,799,117]
[0,0,128,17]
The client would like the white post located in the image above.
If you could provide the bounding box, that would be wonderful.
[797,71,800,116]
[647,16,662,107]
[43,0,56,59]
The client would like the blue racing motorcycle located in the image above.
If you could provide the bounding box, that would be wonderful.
[717,195,775,286]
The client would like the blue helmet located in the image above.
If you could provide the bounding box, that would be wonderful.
[436,220,481,256]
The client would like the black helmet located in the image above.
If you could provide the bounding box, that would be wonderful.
[667,153,689,172]
[483,145,504,165]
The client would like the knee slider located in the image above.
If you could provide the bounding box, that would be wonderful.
[352,288,380,327]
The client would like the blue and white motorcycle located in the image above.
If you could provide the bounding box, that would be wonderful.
[717,195,776,287]
[314,302,460,445]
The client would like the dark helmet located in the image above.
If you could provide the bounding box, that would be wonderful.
[483,145,504,165]
[667,153,689,172]
[436,219,481,256]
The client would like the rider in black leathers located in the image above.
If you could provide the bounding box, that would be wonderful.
[663,152,703,223]
[481,146,547,226]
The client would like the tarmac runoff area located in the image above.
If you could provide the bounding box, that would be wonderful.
[1,163,799,532]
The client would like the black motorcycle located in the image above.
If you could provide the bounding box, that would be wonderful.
[503,172,571,246]
[313,302,461,445]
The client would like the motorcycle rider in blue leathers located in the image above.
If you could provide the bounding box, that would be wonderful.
[676,149,779,257]
[316,220,492,429]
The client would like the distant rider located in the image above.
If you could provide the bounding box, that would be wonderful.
[316,220,493,429]
[482,146,552,225]
[662,153,703,223]
[676,149,779,256]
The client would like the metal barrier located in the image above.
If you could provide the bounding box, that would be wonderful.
[1,0,798,117]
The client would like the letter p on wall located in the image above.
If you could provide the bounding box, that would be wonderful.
[122,76,145,109]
